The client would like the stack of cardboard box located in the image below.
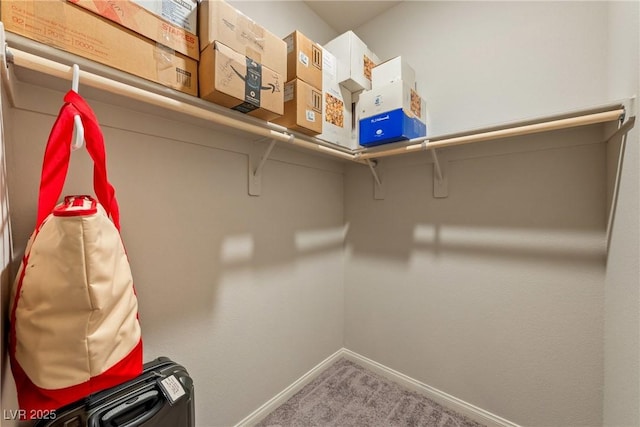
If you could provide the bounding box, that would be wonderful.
[357,56,427,147]
[2,0,426,146]
[319,31,380,149]
[1,0,199,96]
[197,0,285,121]
[272,31,323,136]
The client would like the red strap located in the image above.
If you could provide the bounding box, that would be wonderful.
[36,91,120,230]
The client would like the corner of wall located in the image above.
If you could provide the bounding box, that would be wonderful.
[603,2,640,426]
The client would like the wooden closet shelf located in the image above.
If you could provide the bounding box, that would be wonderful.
[1,29,632,168]
[356,108,626,161]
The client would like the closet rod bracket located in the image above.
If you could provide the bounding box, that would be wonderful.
[248,136,284,196]
[624,95,636,121]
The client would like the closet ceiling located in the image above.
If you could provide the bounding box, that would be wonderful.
[303,1,402,33]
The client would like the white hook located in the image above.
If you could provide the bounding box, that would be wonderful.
[71,64,84,151]
[72,115,84,151]
[71,64,80,92]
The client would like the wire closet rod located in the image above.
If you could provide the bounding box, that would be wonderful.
[5,47,626,163]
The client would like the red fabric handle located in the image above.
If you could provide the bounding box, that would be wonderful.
[36,91,120,230]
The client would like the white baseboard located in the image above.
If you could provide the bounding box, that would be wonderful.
[340,349,520,427]
[234,348,346,427]
[235,348,520,427]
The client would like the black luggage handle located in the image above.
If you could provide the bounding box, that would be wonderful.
[96,390,163,427]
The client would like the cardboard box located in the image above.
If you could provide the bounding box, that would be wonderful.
[358,80,427,147]
[284,79,322,136]
[372,56,416,89]
[319,85,353,148]
[68,0,199,60]
[2,0,198,96]
[199,41,284,121]
[131,0,198,33]
[316,49,354,149]
[272,79,322,136]
[198,0,286,77]
[323,30,379,92]
[359,80,426,122]
[283,31,322,90]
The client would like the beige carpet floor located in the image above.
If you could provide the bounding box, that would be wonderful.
[256,358,486,427]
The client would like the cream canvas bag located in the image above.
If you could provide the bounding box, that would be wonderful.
[8,91,143,418]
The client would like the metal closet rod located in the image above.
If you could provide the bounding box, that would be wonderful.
[5,47,625,163]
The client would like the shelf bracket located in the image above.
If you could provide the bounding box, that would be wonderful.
[605,114,636,252]
[366,159,385,200]
[248,138,278,196]
[605,114,636,143]
[422,142,448,198]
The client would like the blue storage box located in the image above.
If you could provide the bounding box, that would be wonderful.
[359,108,427,147]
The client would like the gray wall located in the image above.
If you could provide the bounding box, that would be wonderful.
[0,2,341,425]
[355,1,609,136]
[603,2,640,426]
[344,132,608,425]
[1,2,638,426]
[2,3,342,423]
[345,1,634,425]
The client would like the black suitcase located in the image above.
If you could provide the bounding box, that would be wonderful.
[34,357,194,427]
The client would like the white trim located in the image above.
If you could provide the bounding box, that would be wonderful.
[235,348,520,427]
[234,348,346,427]
[340,349,521,427]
